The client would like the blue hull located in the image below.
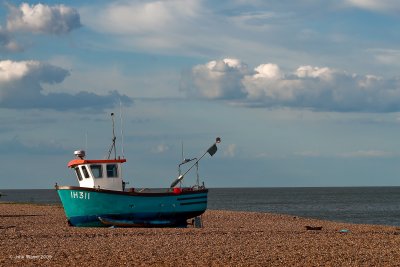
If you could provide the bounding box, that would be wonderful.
[57,186,208,227]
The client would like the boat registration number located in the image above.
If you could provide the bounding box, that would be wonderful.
[70,191,90,200]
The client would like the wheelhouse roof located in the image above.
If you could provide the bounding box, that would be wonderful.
[68,159,127,168]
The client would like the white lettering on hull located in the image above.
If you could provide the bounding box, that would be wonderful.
[70,191,90,200]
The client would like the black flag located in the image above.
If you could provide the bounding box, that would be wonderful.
[207,144,218,156]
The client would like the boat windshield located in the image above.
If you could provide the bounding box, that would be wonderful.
[106,164,118,178]
[81,166,90,179]
[74,167,83,181]
[91,165,103,178]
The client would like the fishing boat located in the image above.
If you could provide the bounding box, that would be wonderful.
[56,113,220,227]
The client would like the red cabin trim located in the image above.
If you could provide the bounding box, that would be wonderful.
[68,159,127,168]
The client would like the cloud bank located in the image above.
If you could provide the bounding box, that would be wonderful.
[6,3,82,35]
[182,58,400,112]
[0,60,132,111]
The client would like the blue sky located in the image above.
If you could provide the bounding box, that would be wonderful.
[1,0,400,189]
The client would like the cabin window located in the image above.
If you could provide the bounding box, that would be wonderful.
[75,167,83,181]
[90,165,103,178]
[81,166,90,179]
[106,164,118,178]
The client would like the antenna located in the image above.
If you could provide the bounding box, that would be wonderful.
[107,113,117,159]
[119,100,125,159]
[181,141,184,162]
[85,131,88,153]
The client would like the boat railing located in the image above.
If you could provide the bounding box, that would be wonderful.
[126,187,206,194]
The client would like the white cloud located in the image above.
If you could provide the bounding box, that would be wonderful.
[369,49,400,66]
[80,0,295,59]
[6,3,81,35]
[184,58,248,99]
[294,151,321,157]
[152,143,170,154]
[0,3,80,53]
[0,60,132,110]
[224,144,237,158]
[228,11,290,32]
[0,60,67,106]
[295,66,334,80]
[0,59,68,92]
[338,150,394,158]
[84,0,200,34]
[344,0,400,12]
[254,64,283,79]
[81,0,201,51]
[182,58,400,112]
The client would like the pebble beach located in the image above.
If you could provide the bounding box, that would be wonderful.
[1,203,400,266]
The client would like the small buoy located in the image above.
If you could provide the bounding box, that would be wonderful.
[173,188,182,194]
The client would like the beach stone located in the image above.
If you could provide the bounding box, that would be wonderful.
[1,203,400,266]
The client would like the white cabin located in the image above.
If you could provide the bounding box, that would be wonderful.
[68,150,127,191]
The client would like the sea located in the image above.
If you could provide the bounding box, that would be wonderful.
[1,187,400,226]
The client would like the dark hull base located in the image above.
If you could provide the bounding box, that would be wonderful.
[67,211,205,228]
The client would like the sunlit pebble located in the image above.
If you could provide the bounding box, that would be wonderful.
[2,204,400,266]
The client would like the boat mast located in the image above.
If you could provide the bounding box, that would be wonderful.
[107,113,117,160]
[119,100,125,159]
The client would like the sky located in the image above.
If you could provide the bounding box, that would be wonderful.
[1,0,400,189]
